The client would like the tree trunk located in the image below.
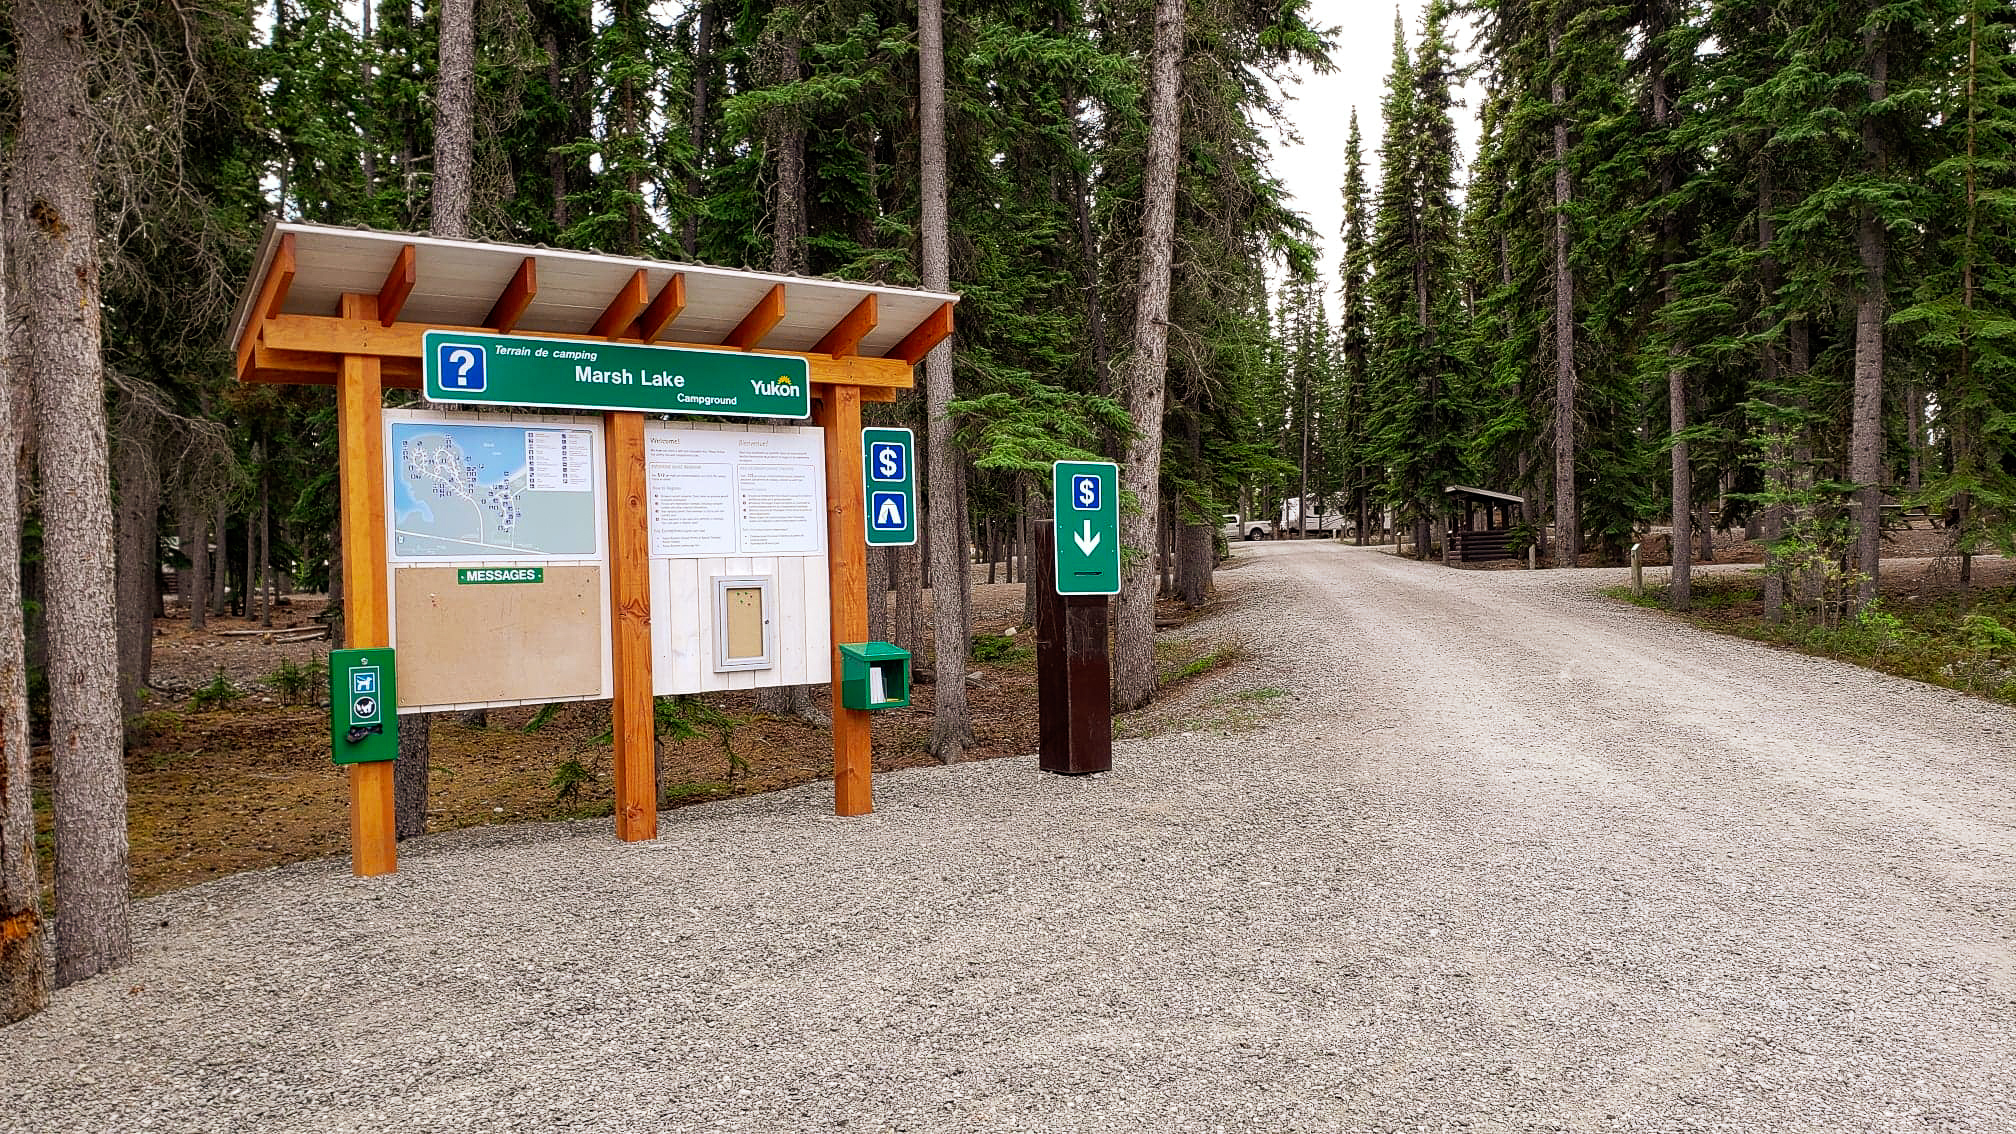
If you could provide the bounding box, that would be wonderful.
[359,0,377,192]
[257,463,273,629]
[1850,22,1888,611]
[684,2,714,258]
[17,0,132,986]
[1652,51,1690,611]
[1550,23,1580,569]
[751,1,820,725]
[1905,383,1922,493]
[114,408,159,719]
[894,543,924,664]
[919,0,970,758]
[432,0,477,238]
[401,1,481,836]
[1789,318,1818,610]
[867,545,890,645]
[175,514,195,613]
[769,0,807,274]
[211,499,228,616]
[1759,166,1786,625]
[0,209,52,1023]
[546,30,569,233]
[188,513,209,632]
[327,523,343,645]
[394,723,430,840]
[242,498,255,621]
[1298,385,1311,539]
[1178,522,1211,608]
[1113,0,1185,711]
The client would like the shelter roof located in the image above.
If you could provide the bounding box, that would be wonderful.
[1444,484,1526,505]
[228,221,959,367]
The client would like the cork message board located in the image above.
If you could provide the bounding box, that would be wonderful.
[723,585,765,662]
[392,565,606,708]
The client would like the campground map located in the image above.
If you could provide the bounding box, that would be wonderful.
[391,422,597,559]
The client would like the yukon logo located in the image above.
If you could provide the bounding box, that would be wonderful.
[751,374,801,398]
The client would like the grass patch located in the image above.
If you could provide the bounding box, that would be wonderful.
[1612,573,2016,705]
[971,631,1031,665]
[663,780,733,805]
[1155,638,1244,688]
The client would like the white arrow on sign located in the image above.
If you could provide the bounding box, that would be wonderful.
[876,495,906,530]
[1074,519,1101,557]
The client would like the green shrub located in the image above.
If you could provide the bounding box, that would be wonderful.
[522,703,564,734]
[266,657,322,706]
[550,757,593,807]
[971,632,1026,663]
[189,670,241,711]
[1960,613,2016,654]
[654,695,747,787]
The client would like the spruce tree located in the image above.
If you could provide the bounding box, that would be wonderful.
[1365,4,1470,558]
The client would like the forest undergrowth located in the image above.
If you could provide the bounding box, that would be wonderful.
[1611,563,2016,707]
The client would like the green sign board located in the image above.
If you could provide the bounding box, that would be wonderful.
[457,567,545,585]
[862,426,916,547]
[330,647,398,764]
[1051,460,1120,596]
[423,330,811,419]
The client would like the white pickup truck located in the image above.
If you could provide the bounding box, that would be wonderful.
[1223,498,1346,541]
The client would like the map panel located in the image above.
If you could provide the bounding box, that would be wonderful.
[391,422,598,559]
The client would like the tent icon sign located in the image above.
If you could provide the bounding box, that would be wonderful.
[870,492,907,531]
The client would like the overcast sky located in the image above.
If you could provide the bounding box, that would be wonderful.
[1263,0,1483,288]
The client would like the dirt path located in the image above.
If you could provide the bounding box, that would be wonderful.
[5,540,2014,1132]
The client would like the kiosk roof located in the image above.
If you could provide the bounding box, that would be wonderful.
[228,221,960,362]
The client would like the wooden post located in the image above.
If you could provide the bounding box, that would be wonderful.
[605,411,656,840]
[1032,521,1112,775]
[336,293,396,876]
[815,385,873,816]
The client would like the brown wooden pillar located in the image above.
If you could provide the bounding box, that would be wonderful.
[605,411,656,841]
[336,293,396,876]
[1032,520,1112,775]
[815,385,873,816]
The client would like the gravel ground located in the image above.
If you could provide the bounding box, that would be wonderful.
[6,541,2016,1133]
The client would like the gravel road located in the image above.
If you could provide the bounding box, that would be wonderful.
[6,540,2015,1133]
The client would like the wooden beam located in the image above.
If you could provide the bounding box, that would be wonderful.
[336,292,396,878]
[812,295,878,358]
[377,245,416,327]
[592,269,651,340]
[605,411,656,843]
[629,274,686,343]
[485,257,537,332]
[888,302,954,365]
[234,232,297,378]
[814,384,872,817]
[722,284,786,351]
[252,315,916,389]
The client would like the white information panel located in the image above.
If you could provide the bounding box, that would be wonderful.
[644,422,831,696]
[645,426,826,557]
[381,408,613,713]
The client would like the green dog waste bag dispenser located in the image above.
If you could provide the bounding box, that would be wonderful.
[330,647,399,764]
[839,642,911,710]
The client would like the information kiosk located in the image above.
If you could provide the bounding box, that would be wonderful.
[227,222,958,875]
